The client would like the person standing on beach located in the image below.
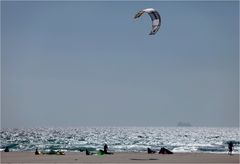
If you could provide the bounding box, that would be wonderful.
[104,144,108,154]
[4,146,9,152]
[228,141,233,155]
[35,148,40,155]
[102,144,113,155]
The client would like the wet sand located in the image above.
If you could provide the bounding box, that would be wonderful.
[1,152,239,163]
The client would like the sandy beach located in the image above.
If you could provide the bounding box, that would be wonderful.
[1,152,239,163]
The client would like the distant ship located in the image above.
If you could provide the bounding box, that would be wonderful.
[177,121,192,127]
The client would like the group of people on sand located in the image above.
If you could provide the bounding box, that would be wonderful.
[147,142,235,155]
[3,141,236,155]
[33,142,235,156]
[34,144,113,156]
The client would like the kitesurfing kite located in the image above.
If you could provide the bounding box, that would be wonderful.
[134,8,161,35]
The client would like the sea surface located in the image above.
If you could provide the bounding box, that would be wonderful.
[1,127,239,154]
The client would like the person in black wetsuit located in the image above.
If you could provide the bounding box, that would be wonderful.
[102,144,113,155]
[228,141,234,155]
[35,148,40,155]
[4,146,9,152]
[86,149,92,155]
[104,144,108,154]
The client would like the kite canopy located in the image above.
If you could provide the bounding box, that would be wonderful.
[134,8,161,35]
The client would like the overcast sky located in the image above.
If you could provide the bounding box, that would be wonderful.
[1,1,239,128]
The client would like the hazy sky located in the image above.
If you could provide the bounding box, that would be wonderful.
[1,1,239,128]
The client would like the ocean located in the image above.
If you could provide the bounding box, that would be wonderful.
[1,127,239,154]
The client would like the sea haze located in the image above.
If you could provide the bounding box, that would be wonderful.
[1,127,239,154]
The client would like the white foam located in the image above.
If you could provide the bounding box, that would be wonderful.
[1,127,239,153]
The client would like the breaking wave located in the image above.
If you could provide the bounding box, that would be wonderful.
[1,127,239,153]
